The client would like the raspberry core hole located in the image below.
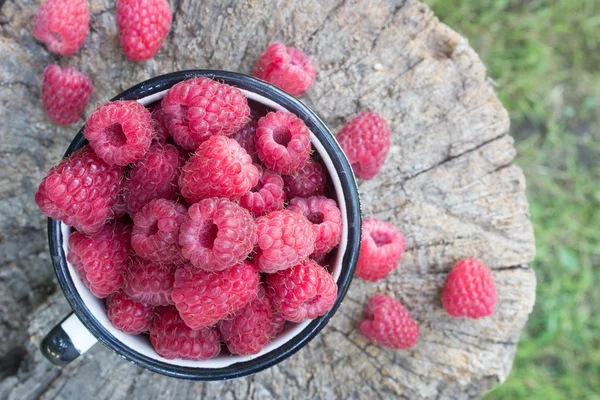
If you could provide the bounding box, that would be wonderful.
[50,31,64,44]
[272,126,291,147]
[307,212,324,225]
[198,220,219,249]
[148,221,159,236]
[105,123,127,146]
[370,230,392,248]
[304,295,322,309]
[180,105,189,123]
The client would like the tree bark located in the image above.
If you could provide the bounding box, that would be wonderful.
[0,0,535,398]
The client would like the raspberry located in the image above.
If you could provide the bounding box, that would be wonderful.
[239,167,286,217]
[255,210,316,273]
[218,287,285,356]
[336,112,391,180]
[253,42,316,96]
[179,198,257,271]
[123,256,176,306]
[67,222,132,298]
[116,0,172,61]
[287,196,342,256]
[150,306,221,360]
[106,292,154,335]
[283,157,327,199]
[35,146,124,235]
[150,105,171,145]
[84,100,153,166]
[179,135,259,203]
[355,218,405,282]
[123,143,185,215]
[131,198,186,264]
[172,261,259,329]
[161,78,250,151]
[41,65,93,125]
[441,259,497,319]
[33,0,89,56]
[231,118,259,163]
[358,294,419,349]
[266,259,337,323]
[256,111,311,174]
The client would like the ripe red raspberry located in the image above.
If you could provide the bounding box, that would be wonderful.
[239,167,286,217]
[172,261,260,329]
[179,198,257,271]
[123,256,176,306]
[161,78,250,151]
[231,119,259,163]
[35,146,124,235]
[255,210,316,273]
[179,135,259,203]
[116,0,172,61]
[123,143,185,215]
[149,105,171,145]
[106,292,154,335]
[150,306,221,360]
[337,112,391,180]
[218,287,285,356]
[253,42,317,96]
[67,222,132,298]
[41,65,93,125]
[33,0,89,56]
[131,198,187,264]
[287,196,342,256]
[358,294,419,349]
[256,111,311,174]
[84,100,153,166]
[266,259,337,323]
[441,259,497,319]
[283,157,327,199]
[355,218,405,282]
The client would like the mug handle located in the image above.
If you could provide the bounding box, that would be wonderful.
[41,313,98,365]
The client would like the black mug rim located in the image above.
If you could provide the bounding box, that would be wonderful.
[48,70,362,380]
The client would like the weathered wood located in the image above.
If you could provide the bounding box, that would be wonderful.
[0,0,535,398]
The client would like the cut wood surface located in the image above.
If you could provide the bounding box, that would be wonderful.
[0,0,536,398]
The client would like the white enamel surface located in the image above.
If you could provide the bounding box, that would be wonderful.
[61,313,97,353]
[61,88,349,368]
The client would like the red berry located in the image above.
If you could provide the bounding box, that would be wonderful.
[131,198,187,264]
[35,146,124,235]
[41,65,93,125]
[337,112,391,180]
[123,256,176,306]
[266,259,337,323]
[161,78,250,151]
[123,143,185,215]
[33,0,89,55]
[358,294,419,349]
[179,198,257,271]
[239,167,286,217]
[256,111,311,174]
[231,119,259,163]
[255,210,316,273]
[172,261,259,330]
[106,292,154,335]
[84,100,153,166]
[116,0,172,61]
[253,42,316,96]
[149,105,171,145]
[283,158,326,199]
[67,222,132,298]
[150,306,221,360]
[218,287,285,355]
[179,135,259,203]
[355,218,405,282]
[441,259,497,319]
[287,196,342,256]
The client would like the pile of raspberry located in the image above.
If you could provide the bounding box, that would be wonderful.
[35,77,344,359]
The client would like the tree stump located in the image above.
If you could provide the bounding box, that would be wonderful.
[0,0,536,398]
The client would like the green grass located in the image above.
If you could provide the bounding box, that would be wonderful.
[424,0,600,398]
